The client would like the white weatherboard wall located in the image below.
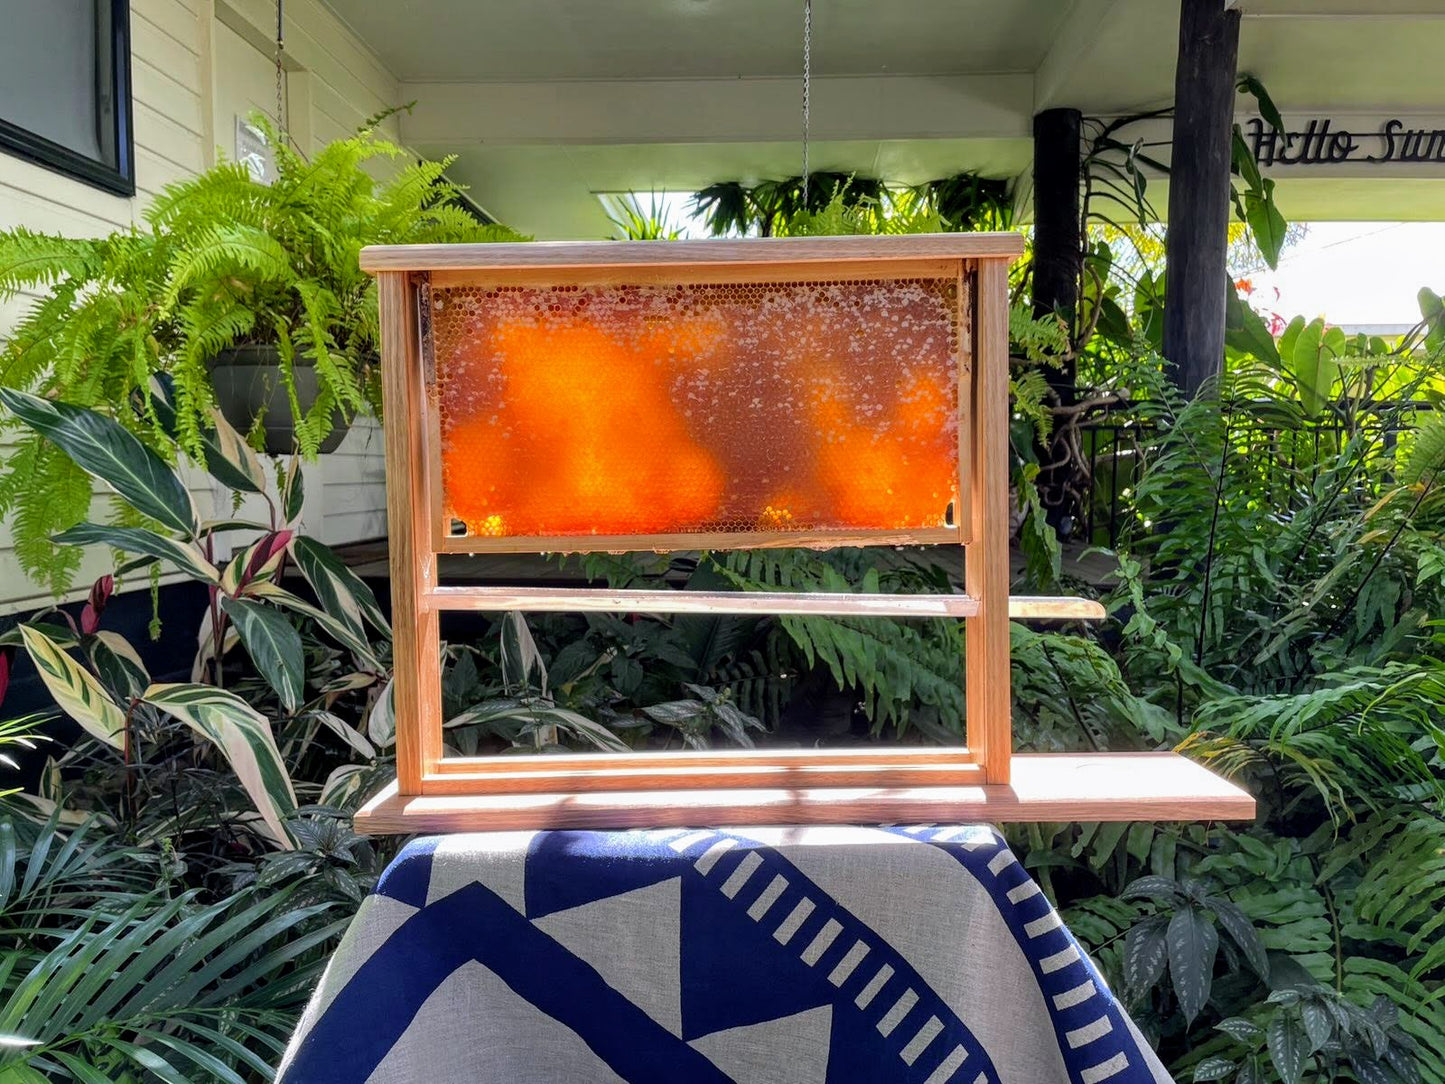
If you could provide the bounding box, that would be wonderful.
[0,0,398,615]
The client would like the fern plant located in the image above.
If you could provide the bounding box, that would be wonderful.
[0,118,524,594]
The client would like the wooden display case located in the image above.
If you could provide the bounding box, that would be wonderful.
[354,234,1254,832]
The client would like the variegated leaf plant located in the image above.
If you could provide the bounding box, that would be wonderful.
[0,383,393,848]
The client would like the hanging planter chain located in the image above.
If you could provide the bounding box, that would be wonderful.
[275,0,286,136]
[801,0,811,205]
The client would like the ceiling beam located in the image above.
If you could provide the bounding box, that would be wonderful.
[398,74,1033,148]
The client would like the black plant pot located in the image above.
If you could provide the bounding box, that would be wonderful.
[208,344,349,455]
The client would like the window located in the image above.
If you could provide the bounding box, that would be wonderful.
[0,0,134,195]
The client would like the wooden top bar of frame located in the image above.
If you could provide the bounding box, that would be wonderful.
[355,752,1258,833]
[359,232,1026,273]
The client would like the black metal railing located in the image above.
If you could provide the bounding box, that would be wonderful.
[1071,401,1437,548]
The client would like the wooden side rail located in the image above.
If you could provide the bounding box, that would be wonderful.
[424,586,1105,620]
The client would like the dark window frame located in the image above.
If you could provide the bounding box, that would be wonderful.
[0,0,135,197]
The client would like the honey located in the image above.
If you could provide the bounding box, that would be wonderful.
[430,277,963,539]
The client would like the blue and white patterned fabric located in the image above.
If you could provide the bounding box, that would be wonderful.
[278,826,1174,1084]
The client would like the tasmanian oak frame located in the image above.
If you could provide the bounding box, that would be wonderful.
[356,234,1254,832]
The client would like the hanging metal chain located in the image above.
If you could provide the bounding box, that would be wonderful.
[275,0,286,135]
[801,0,811,206]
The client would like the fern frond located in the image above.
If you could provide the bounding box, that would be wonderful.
[0,228,98,294]
[162,224,291,311]
[0,437,92,592]
[1402,411,1445,486]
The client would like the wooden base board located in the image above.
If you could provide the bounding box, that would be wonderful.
[354,753,1255,834]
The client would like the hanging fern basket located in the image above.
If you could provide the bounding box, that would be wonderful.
[209,345,350,455]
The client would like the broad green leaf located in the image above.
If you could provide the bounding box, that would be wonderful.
[0,388,196,535]
[1277,315,1306,361]
[1231,124,1263,191]
[18,625,125,750]
[500,610,546,694]
[1291,318,1337,417]
[282,461,306,523]
[521,707,628,752]
[1241,180,1287,270]
[1239,74,1286,134]
[641,700,706,725]
[53,522,219,584]
[1193,1058,1237,1083]
[1124,918,1169,993]
[208,407,268,492]
[290,535,390,637]
[0,1061,49,1084]
[309,710,376,759]
[1418,287,1445,351]
[249,582,384,672]
[366,677,395,747]
[1121,875,1183,903]
[1348,1056,1392,1084]
[321,763,369,807]
[1300,1001,1332,1052]
[142,682,296,847]
[1267,1013,1307,1084]
[1224,277,1280,365]
[87,630,150,702]
[1210,898,1269,979]
[1167,905,1219,1025]
[220,597,305,711]
[142,375,265,495]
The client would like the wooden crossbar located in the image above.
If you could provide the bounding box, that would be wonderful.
[423,586,1105,620]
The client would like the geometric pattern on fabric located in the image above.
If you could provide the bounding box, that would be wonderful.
[886,825,1167,1084]
[278,826,1177,1084]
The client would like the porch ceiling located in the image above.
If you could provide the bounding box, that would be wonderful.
[320,0,1445,236]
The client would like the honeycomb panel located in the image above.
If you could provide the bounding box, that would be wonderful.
[430,276,963,540]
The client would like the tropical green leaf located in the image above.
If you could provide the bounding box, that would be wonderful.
[52,523,218,584]
[1124,917,1170,993]
[207,408,268,493]
[1267,1013,1307,1084]
[142,683,297,847]
[1211,897,1269,979]
[87,631,150,702]
[1299,1001,1332,1054]
[500,610,547,695]
[248,582,384,672]
[18,626,125,750]
[0,388,196,535]
[282,461,306,523]
[220,597,305,711]
[1216,1018,1264,1043]
[366,676,395,747]
[1193,1057,1237,1083]
[290,535,390,637]
[1240,179,1286,270]
[143,375,265,494]
[1168,905,1219,1025]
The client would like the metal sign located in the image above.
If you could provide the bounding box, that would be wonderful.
[1247,117,1445,167]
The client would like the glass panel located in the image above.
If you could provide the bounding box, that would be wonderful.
[0,0,104,162]
[430,276,963,540]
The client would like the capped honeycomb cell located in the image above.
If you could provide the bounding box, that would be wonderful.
[428,276,964,540]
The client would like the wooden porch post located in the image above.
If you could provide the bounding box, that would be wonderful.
[1163,0,1241,396]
